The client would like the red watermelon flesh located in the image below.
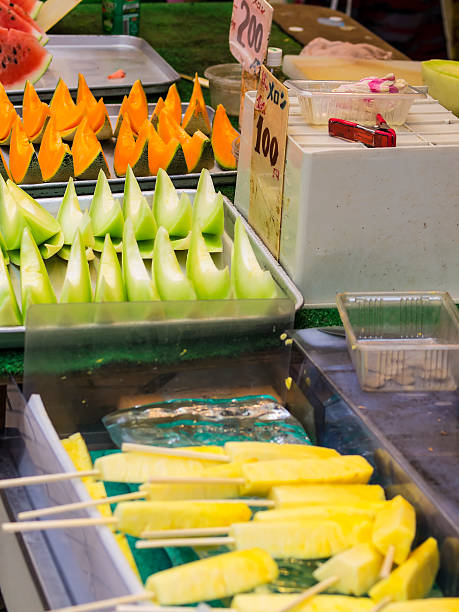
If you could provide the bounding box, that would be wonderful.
[0,3,42,40]
[0,0,45,34]
[0,26,51,88]
[10,0,42,19]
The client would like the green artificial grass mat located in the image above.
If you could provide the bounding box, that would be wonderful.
[49,2,301,105]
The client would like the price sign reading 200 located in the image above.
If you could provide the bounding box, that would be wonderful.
[236,0,263,53]
[254,115,279,167]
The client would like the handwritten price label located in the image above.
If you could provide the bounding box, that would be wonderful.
[249,66,289,259]
[229,0,273,73]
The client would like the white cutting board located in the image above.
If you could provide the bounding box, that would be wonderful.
[283,56,424,85]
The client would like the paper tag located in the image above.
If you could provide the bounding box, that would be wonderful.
[229,0,273,73]
[249,66,289,259]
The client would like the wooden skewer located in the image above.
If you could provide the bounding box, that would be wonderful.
[2,517,118,533]
[122,443,230,463]
[0,470,99,489]
[136,536,234,549]
[17,490,148,520]
[369,596,393,612]
[379,544,395,579]
[178,73,210,89]
[140,526,231,539]
[277,576,339,612]
[146,476,245,485]
[50,591,152,612]
[118,607,228,612]
[18,494,273,521]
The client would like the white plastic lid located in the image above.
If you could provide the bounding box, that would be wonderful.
[267,47,282,68]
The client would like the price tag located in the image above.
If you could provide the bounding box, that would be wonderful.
[249,66,289,259]
[229,0,273,73]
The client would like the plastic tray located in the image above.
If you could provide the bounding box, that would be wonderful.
[285,79,425,126]
[0,191,303,348]
[5,35,179,102]
[336,291,459,392]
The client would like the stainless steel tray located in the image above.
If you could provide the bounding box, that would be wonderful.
[4,104,236,197]
[0,193,303,348]
[6,35,180,102]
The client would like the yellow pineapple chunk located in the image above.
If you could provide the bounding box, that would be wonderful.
[179,445,226,456]
[115,500,251,538]
[372,495,416,564]
[270,484,385,507]
[241,456,373,496]
[313,543,383,596]
[145,548,278,605]
[232,593,375,611]
[140,460,245,501]
[94,451,219,483]
[386,600,459,612]
[113,532,141,582]
[225,441,339,462]
[61,433,93,481]
[369,537,439,602]
[84,480,112,521]
[254,503,384,523]
[230,517,372,559]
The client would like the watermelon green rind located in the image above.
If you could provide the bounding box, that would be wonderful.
[0,26,52,89]
[14,0,42,19]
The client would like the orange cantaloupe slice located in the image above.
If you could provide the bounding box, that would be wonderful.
[22,80,50,144]
[164,83,182,125]
[130,119,153,177]
[38,116,74,183]
[114,114,136,178]
[114,95,129,139]
[77,74,113,140]
[9,117,42,184]
[159,110,214,173]
[182,73,211,136]
[182,130,214,174]
[72,117,110,180]
[148,124,187,176]
[0,150,11,181]
[49,78,85,141]
[125,79,148,135]
[0,83,18,145]
[211,104,239,171]
[150,97,165,129]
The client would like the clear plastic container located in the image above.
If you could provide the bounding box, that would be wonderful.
[336,291,459,392]
[285,79,425,126]
[204,63,242,116]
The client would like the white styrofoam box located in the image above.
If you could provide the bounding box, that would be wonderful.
[235,92,459,306]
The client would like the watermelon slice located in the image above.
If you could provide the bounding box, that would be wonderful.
[11,0,42,19]
[0,3,42,41]
[0,0,47,44]
[0,26,51,88]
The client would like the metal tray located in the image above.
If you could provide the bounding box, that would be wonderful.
[6,35,180,102]
[4,104,236,197]
[0,192,303,348]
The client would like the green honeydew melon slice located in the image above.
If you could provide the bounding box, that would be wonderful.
[122,218,159,302]
[153,226,196,301]
[186,224,230,300]
[231,217,278,299]
[20,226,56,319]
[94,233,126,303]
[123,165,157,241]
[60,229,93,303]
